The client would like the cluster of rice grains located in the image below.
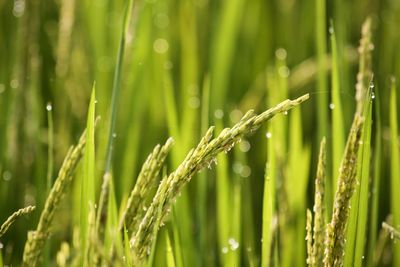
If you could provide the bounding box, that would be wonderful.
[306,18,374,267]
[16,94,308,266]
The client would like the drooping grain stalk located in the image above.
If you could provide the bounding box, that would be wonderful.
[22,131,87,266]
[323,114,364,267]
[0,206,36,238]
[119,137,174,233]
[130,94,309,264]
[312,137,326,266]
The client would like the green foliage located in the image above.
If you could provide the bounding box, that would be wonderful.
[1,0,400,266]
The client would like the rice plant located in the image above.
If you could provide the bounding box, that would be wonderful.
[1,0,400,266]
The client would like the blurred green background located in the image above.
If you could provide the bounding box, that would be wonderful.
[1,0,400,265]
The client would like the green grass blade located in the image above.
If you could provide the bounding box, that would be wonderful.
[366,88,382,267]
[80,85,96,266]
[196,75,210,264]
[46,103,54,194]
[315,0,329,141]
[330,24,345,196]
[354,93,372,267]
[123,224,133,267]
[104,0,133,174]
[165,230,176,267]
[390,79,400,266]
[96,0,133,234]
[210,0,245,110]
[261,124,276,267]
[215,120,231,265]
[104,174,122,262]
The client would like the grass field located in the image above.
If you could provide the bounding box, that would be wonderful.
[1,0,400,266]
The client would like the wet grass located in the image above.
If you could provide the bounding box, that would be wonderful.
[1,0,400,266]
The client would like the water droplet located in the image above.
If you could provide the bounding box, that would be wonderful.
[283,111,288,115]
[369,44,375,51]
[153,38,169,54]
[275,48,287,60]
[214,109,224,119]
[112,133,117,138]
[329,103,335,110]
[46,103,52,111]
[371,92,375,99]
[233,162,243,174]
[240,165,251,178]
[13,0,25,17]
[3,171,12,181]
[10,79,19,89]
[239,140,250,152]
[228,238,239,251]
[222,247,228,254]
[266,132,272,139]
[230,109,243,123]
[278,66,290,78]
[329,26,334,34]
[188,96,200,109]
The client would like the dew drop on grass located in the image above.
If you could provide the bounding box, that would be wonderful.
[13,0,25,17]
[233,162,242,174]
[230,109,243,123]
[240,165,251,178]
[3,171,12,181]
[46,103,52,111]
[214,109,224,119]
[371,92,375,99]
[10,79,19,89]
[153,38,169,54]
[329,103,335,110]
[221,247,228,254]
[329,26,334,34]
[188,96,200,109]
[239,140,250,152]
[0,242,3,249]
[266,132,272,139]
[283,111,288,115]
[228,238,239,251]
[278,66,290,78]
[112,133,117,138]
[275,48,287,60]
